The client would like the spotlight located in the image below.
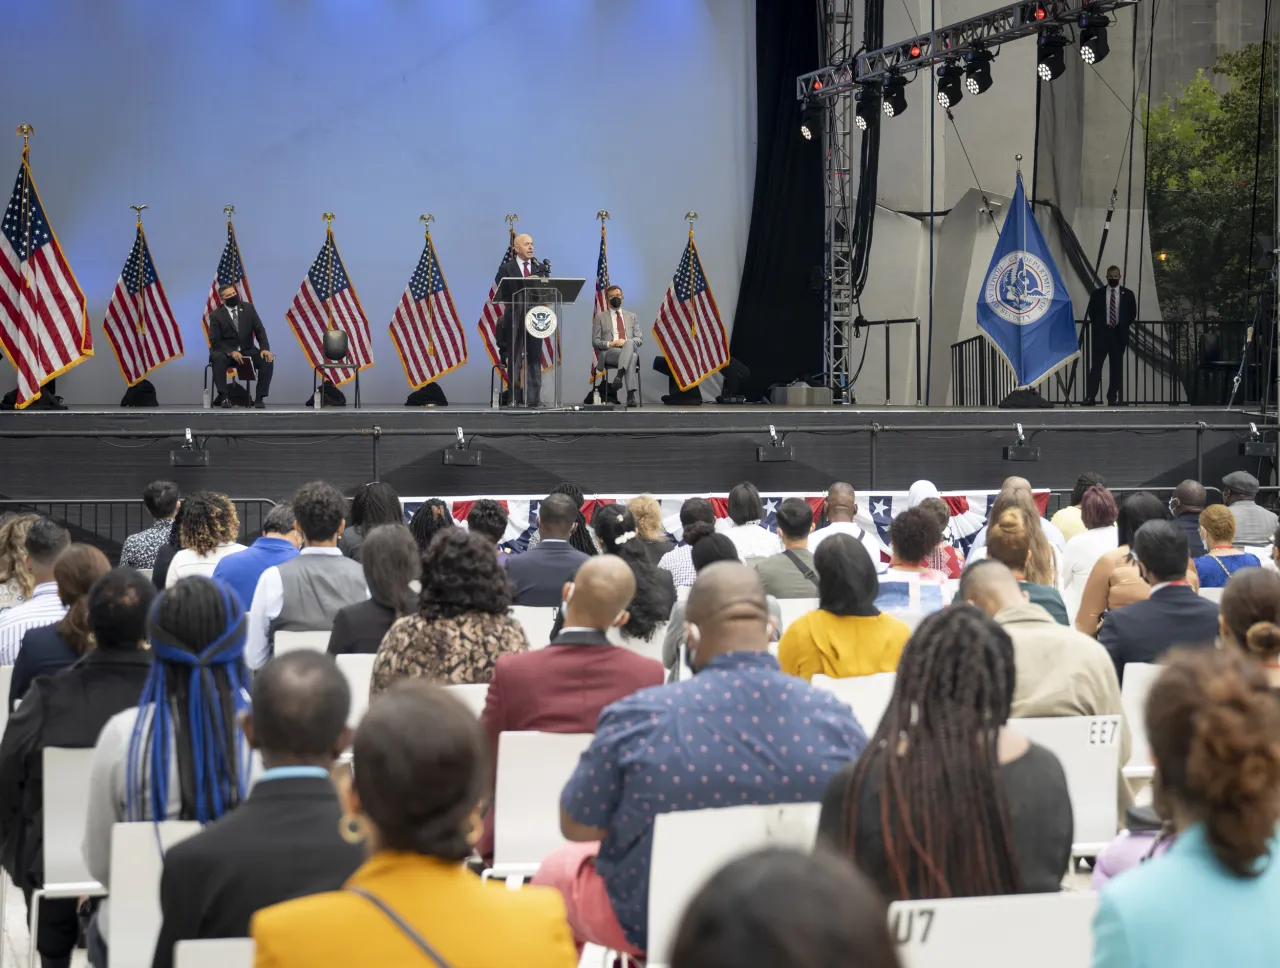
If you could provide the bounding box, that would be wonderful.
[882,73,908,118]
[910,43,923,58]
[799,100,821,140]
[1079,12,1110,64]
[964,46,995,95]
[936,59,965,109]
[854,85,882,131]
[1037,30,1068,81]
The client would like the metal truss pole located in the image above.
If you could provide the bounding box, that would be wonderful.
[821,0,857,402]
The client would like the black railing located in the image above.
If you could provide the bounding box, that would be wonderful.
[0,499,279,562]
[951,320,1265,407]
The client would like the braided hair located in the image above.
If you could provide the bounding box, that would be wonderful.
[550,483,599,557]
[408,499,455,554]
[126,576,251,825]
[839,604,1022,900]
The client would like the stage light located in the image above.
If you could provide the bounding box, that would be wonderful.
[1032,4,1047,20]
[799,100,820,140]
[964,46,995,95]
[854,85,881,130]
[936,59,965,109]
[1037,30,1068,81]
[882,74,908,118]
[910,43,922,58]
[1079,12,1110,64]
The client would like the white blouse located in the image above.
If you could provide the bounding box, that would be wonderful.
[1061,525,1119,621]
[716,520,783,562]
[165,542,247,588]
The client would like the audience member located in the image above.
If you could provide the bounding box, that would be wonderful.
[906,479,940,507]
[879,507,949,613]
[754,497,820,599]
[467,498,512,563]
[250,681,577,967]
[407,498,455,554]
[1090,805,1172,891]
[165,492,246,587]
[1097,520,1219,683]
[0,518,70,665]
[1168,479,1208,558]
[506,494,592,607]
[984,508,1069,624]
[1217,567,1280,693]
[1051,471,1106,542]
[372,529,526,694]
[337,481,402,562]
[151,652,363,968]
[211,503,300,610]
[83,577,253,965]
[1092,649,1280,967]
[973,487,1061,586]
[1222,470,1278,548]
[1193,504,1260,587]
[778,534,910,682]
[627,495,674,565]
[809,482,884,569]
[150,502,184,590]
[0,513,38,612]
[1076,491,1193,636]
[969,476,1066,555]
[818,605,1072,899]
[11,544,110,708]
[717,482,782,561]
[246,481,368,670]
[1061,485,1119,618]
[919,496,965,579]
[590,504,676,642]
[328,524,419,656]
[119,480,180,570]
[670,848,902,968]
[658,497,719,587]
[525,482,601,556]
[536,562,866,957]
[478,556,663,860]
[0,569,154,968]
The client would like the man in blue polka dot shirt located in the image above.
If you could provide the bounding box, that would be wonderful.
[533,562,868,957]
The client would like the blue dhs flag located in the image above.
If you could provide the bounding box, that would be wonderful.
[977,172,1077,387]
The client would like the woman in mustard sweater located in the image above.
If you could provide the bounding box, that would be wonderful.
[778,533,911,681]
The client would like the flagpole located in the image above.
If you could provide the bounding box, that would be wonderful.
[504,213,520,394]
[322,212,335,332]
[223,204,239,297]
[684,211,699,338]
[129,205,148,336]
[15,124,34,359]
[596,210,610,288]
[419,214,436,357]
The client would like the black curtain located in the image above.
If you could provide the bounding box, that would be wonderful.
[728,1,824,400]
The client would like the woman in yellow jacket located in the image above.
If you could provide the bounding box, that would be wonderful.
[778,533,911,681]
[251,681,577,968]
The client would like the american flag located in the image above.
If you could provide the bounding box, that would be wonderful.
[200,221,253,344]
[285,227,373,386]
[389,229,467,388]
[476,230,553,384]
[652,233,729,391]
[101,223,183,386]
[589,223,609,380]
[0,154,92,408]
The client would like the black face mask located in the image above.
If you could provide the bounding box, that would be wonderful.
[223,295,240,308]
[609,296,622,309]
[1107,278,1120,288]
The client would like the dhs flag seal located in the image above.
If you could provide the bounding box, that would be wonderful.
[976,171,1078,388]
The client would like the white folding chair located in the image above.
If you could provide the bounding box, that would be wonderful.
[646,802,821,965]
[1010,715,1122,855]
[272,630,331,656]
[25,748,107,968]
[335,653,376,729]
[811,672,896,736]
[445,683,489,718]
[174,938,255,968]
[608,622,667,664]
[0,665,14,732]
[1120,662,1162,781]
[510,605,558,650]
[485,731,594,881]
[138,568,153,581]
[676,585,691,602]
[109,821,202,968]
[889,892,1099,968]
[775,598,819,635]
[1198,586,1224,603]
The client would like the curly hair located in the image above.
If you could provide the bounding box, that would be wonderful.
[179,492,239,556]
[627,496,666,542]
[1199,504,1237,548]
[54,544,112,655]
[0,513,38,598]
[466,499,509,545]
[292,481,345,543]
[408,499,456,553]
[593,504,674,639]
[418,529,512,620]
[889,507,941,565]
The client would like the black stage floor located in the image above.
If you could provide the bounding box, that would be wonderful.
[0,404,1268,500]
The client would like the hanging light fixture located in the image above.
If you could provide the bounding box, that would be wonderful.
[964,45,995,95]
[1037,29,1068,81]
[882,73,908,118]
[936,59,965,109]
[1079,11,1110,64]
[854,84,882,131]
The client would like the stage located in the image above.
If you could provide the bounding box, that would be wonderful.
[0,404,1266,502]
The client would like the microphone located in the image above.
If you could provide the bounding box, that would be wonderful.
[537,258,552,278]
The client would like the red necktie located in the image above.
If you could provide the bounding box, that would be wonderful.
[1108,289,1117,328]
[615,310,625,340]
[522,261,530,278]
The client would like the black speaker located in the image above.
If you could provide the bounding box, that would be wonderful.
[323,330,349,361]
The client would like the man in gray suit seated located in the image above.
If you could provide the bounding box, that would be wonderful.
[591,285,642,407]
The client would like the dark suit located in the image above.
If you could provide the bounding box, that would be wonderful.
[1085,283,1137,404]
[327,598,399,655]
[504,539,589,607]
[152,775,363,968]
[10,625,77,711]
[1097,584,1219,683]
[1174,512,1208,558]
[207,301,274,401]
[476,628,665,859]
[495,259,547,406]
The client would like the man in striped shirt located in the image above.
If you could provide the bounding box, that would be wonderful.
[0,518,70,665]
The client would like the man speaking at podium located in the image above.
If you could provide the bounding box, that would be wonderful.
[496,233,548,407]
[208,283,275,409]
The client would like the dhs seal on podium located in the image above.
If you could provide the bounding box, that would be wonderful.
[524,305,558,338]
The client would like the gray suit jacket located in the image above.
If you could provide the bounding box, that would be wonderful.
[591,308,642,352]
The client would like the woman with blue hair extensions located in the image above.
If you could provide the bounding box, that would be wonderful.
[81,576,253,967]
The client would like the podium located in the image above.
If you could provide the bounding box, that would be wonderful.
[494,276,585,408]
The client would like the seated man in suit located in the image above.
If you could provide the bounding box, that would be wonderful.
[505,494,590,607]
[1098,519,1220,684]
[591,285,642,407]
[208,282,275,409]
[477,555,663,862]
[151,651,363,968]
